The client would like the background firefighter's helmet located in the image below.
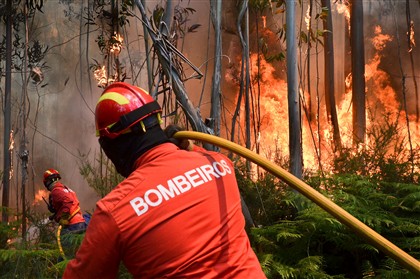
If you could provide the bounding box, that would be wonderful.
[95,82,162,139]
[43,169,61,188]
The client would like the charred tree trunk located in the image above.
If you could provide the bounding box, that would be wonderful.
[226,1,255,227]
[244,6,251,153]
[236,0,252,151]
[286,0,303,178]
[321,0,341,150]
[254,10,262,157]
[2,0,13,224]
[350,0,366,144]
[406,0,419,123]
[230,1,247,148]
[303,0,323,172]
[19,3,30,241]
[233,1,251,149]
[236,0,252,176]
[307,0,313,122]
[391,1,415,176]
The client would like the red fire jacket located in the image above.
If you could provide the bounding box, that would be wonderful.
[50,182,84,225]
[64,143,266,278]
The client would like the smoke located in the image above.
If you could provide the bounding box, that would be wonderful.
[1,0,217,213]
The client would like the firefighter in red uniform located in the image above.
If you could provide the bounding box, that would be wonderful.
[64,82,266,278]
[43,169,87,233]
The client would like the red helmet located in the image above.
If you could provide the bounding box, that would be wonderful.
[43,169,61,188]
[95,82,162,139]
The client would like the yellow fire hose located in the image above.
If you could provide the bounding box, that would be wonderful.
[55,209,80,260]
[56,225,66,260]
[174,131,420,276]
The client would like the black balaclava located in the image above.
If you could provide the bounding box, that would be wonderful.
[99,120,170,178]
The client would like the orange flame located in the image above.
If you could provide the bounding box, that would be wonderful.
[305,5,311,31]
[9,130,14,180]
[94,65,116,87]
[335,1,350,29]
[226,25,419,174]
[33,189,49,205]
[408,20,415,52]
[110,32,124,54]
[262,16,267,29]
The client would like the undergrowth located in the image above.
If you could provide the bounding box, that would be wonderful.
[0,123,419,278]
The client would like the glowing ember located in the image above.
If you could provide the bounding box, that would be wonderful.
[9,130,14,180]
[408,20,415,52]
[93,65,116,88]
[305,5,311,31]
[94,65,108,87]
[110,32,124,54]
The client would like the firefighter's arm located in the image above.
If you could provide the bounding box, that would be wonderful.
[63,202,120,279]
[49,191,63,223]
[164,124,193,151]
[57,193,73,225]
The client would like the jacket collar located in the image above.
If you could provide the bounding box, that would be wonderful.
[133,142,178,170]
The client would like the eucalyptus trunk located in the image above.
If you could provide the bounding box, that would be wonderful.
[232,0,251,153]
[209,0,222,151]
[286,0,302,178]
[406,0,419,122]
[350,0,366,144]
[19,3,30,241]
[2,0,13,224]
[141,0,154,93]
[321,0,341,150]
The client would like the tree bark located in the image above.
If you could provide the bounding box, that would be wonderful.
[350,0,366,144]
[286,0,303,178]
[2,0,13,224]
[321,0,341,150]
[406,0,419,123]
[210,0,222,151]
[141,0,154,94]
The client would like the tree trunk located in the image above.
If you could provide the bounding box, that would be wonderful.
[210,0,222,151]
[350,0,366,144]
[406,0,419,123]
[235,0,251,151]
[286,0,302,178]
[321,0,341,150]
[2,0,13,224]
[19,3,30,241]
[244,4,251,152]
[141,0,154,93]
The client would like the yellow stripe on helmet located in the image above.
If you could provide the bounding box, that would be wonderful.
[97,92,130,105]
